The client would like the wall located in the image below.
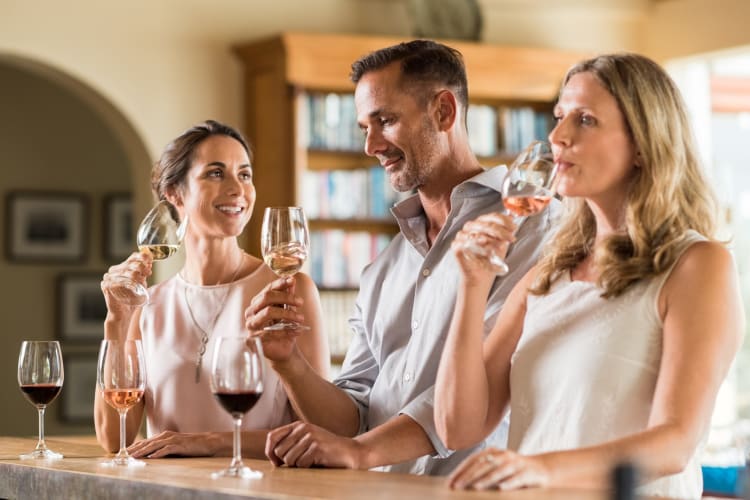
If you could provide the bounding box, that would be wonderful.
[0,62,131,436]
[644,0,750,61]
[1,0,750,438]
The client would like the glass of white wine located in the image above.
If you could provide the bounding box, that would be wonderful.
[97,339,146,467]
[462,140,558,275]
[260,206,310,331]
[109,200,187,306]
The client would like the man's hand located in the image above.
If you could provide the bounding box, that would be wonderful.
[245,277,306,364]
[265,422,366,469]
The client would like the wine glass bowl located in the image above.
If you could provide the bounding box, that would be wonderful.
[108,200,187,306]
[462,140,557,275]
[210,336,265,479]
[260,207,310,331]
[17,341,64,459]
[97,339,146,467]
[501,140,557,217]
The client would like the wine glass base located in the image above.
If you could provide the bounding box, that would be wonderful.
[100,456,147,467]
[211,466,263,480]
[263,320,310,331]
[20,449,63,460]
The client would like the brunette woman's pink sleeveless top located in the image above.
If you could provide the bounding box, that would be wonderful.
[139,271,291,436]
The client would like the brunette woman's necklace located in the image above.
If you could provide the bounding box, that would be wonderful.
[183,253,245,383]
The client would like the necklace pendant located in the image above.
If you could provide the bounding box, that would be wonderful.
[195,356,202,384]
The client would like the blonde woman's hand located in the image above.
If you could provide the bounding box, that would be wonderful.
[448,448,550,491]
[452,212,516,284]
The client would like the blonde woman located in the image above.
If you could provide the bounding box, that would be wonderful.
[434,53,744,498]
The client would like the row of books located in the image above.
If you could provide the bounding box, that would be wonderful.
[468,105,555,157]
[319,289,358,358]
[309,230,393,288]
[301,167,411,220]
[297,91,554,156]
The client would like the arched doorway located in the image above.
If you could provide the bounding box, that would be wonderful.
[0,53,150,436]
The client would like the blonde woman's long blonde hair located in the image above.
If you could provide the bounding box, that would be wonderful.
[530,53,719,298]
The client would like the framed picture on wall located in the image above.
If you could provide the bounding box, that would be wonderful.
[103,193,134,261]
[5,191,88,263]
[60,352,98,423]
[57,273,107,342]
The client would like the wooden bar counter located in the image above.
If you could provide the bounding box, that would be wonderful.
[0,436,683,499]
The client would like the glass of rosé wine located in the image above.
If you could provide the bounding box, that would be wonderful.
[17,340,64,459]
[463,140,558,275]
[97,339,146,467]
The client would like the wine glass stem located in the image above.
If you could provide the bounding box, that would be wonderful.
[35,406,47,451]
[117,410,129,458]
[231,416,242,468]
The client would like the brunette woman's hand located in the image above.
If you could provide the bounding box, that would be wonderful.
[101,250,153,318]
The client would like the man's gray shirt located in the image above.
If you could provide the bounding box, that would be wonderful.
[333,166,558,476]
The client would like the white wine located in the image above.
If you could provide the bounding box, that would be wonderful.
[264,242,307,277]
[139,244,180,260]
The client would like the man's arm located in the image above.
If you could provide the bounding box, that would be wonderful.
[266,414,435,469]
[246,276,376,437]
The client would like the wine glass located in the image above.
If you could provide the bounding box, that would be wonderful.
[210,336,265,479]
[108,200,188,306]
[463,140,558,275]
[260,206,310,331]
[17,341,64,459]
[97,339,146,467]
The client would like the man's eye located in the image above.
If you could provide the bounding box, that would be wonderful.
[240,172,253,181]
[208,170,222,178]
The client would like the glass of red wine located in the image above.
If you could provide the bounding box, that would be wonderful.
[97,339,146,467]
[17,340,64,459]
[463,140,557,275]
[210,336,264,479]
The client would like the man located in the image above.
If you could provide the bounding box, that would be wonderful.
[246,40,556,475]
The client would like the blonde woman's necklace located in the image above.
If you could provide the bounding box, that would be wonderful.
[183,253,245,383]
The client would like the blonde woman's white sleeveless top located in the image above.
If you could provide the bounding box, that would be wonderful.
[139,272,291,436]
[509,231,707,499]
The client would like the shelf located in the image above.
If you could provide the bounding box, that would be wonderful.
[306,149,375,170]
[309,218,399,234]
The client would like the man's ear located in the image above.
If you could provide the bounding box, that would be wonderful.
[435,90,457,131]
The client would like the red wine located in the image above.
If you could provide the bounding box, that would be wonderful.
[213,390,262,416]
[20,384,62,406]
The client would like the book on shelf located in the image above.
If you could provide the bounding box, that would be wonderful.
[299,91,554,158]
[302,167,410,220]
[310,230,393,288]
[319,289,359,364]
[299,91,364,152]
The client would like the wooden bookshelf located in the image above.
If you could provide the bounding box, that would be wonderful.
[234,31,583,255]
[234,32,584,361]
